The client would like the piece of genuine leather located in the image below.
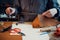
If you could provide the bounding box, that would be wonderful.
[0,22,12,28]
[32,15,59,28]
[0,22,12,32]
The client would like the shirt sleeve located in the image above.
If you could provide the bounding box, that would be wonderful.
[49,8,57,17]
[8,7,16,15]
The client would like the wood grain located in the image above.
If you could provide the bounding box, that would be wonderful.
[0,22,22,40]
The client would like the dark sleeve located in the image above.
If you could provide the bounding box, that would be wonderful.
[13,0,22,14]
[46,0,54,10]
[16,6,22,14]
[52,0,60,21]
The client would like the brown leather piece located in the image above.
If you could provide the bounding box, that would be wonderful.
[0,31,22,40]
[32,15,60,28]
[0,22,22,40]
[0,22,12,28]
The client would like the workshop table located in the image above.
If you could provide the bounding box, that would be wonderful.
[0,22,22,40]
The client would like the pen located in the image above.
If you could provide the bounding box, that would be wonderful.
[40,32,49,35]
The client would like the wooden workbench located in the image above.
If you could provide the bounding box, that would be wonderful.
[0,22,22,40]
[0,31,22,40]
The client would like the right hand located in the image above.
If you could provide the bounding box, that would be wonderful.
[42,10,52,18]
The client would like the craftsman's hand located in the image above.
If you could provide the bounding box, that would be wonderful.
[5,7,12,15]
[42,10,52,18]
[5,7,15,15]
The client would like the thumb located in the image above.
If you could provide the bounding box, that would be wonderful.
[42,10,50,16]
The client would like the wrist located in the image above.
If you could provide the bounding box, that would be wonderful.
[49,8,57,17]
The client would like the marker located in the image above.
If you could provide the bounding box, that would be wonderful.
[40,32,49,35]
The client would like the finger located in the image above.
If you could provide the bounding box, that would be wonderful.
[42,10,50,16]
[45,13,52,18]
[42,12,47,16]
[5,8,11,14]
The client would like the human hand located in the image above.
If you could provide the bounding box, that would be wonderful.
[42,10,52,18]
[5,7,12,15]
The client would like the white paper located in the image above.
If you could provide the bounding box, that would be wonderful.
[12,23,50,40]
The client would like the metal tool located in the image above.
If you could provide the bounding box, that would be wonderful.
[18,32,25,36]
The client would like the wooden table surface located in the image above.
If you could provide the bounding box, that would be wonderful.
[0,22,22,40]
[0,31,22,40]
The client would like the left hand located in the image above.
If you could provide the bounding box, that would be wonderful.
[5,7,12,15]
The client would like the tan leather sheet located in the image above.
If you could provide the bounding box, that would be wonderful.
[32,15,60,28]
